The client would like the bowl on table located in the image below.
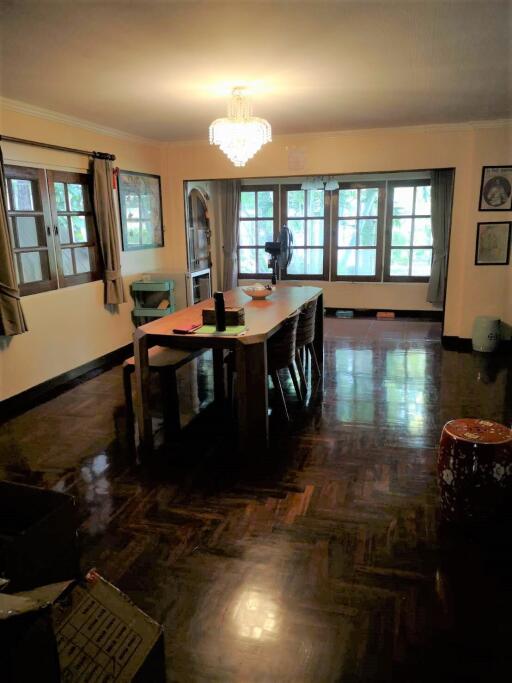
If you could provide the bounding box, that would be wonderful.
[242,285,273,300]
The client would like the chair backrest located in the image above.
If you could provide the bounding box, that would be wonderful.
[267,312,299,371]
[295,298,317,349]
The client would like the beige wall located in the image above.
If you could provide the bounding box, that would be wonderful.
[1,107,168,400]
[165,121,512,337]
[2,105,510,400]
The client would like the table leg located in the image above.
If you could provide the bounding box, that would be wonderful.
[235,341,268,453]
[134,329,153,457]
[212,348,225,409]
[313,292,324,371]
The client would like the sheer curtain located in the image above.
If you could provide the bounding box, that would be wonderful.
[427,169,454,306]
[0,148,28,336]
[214,179,241,291]
[92,157,125,305]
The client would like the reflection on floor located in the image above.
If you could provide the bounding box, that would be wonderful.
[1,317,511,682]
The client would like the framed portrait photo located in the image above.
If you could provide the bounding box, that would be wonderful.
[118,170,164,250]
[475,222,511,265]
[479,166,512,211]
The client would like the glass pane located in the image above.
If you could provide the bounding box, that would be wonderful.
[67,184,84,211]
[391,218,412,246]
[239,248,256,273]
[307,219,324,246]
[140,194,152,219]
[356,249,376,276]
[393,186,414,215]
[288,219,305,247]
[307,190,324,217]
[339,189,357,217]
[338,220,357,247]
[415,185,431,215]
[62,248,74,275]
[19,251,44,282]
[359,188,379,216]
[390,248,411,276]
[288,248,305,274]
[71,216,87,242]
[141,221,153,245]
[125,193,139,211]
[359,219,377,246]
[257,249,271,273]
[58,215,71,243]
[287,190,305,217]
[337,249,356,276]
[257,220,273,245]
[11,179,35,211]
[240,192,256,218]
[16,216,39,247]
[54,182,67,211]
[75,247,91,274]
[127,221,140,245]
[413,218,433,246]
[257,191,273,218]
[305,249,323,274]
[239,220,255,246]
[411,249,432,276]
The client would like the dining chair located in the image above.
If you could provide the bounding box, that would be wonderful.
[226,311,302,421]
[123,346,204,441]
[294,298,320,391]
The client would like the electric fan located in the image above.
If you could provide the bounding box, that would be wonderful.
[265,226,293,285]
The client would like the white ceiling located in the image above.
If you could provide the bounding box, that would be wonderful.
[1,0,511,141]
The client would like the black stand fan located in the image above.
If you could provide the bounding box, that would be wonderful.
[265,226,294,284]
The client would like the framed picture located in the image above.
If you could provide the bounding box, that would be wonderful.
[475,222,511,265]
[118,170,164,250]
[479,166,512,211]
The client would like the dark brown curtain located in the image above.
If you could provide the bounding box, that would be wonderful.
[217,179,241,290]
[0,148,28,336]
[92,158,125,304]
[427,169,454,306]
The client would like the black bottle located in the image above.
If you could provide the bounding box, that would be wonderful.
[214,291,226,331]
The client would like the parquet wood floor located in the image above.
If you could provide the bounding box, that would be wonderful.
[1,318,511,682]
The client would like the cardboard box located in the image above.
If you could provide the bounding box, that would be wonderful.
[0,481,80,592]
[202,305,245,326]
[0,571,165,682]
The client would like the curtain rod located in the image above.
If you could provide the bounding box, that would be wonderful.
[0,135,116,161]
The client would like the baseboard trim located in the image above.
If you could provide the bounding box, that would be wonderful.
[1,343,133,423]
[325,307,443,321]
[442,336,512,352]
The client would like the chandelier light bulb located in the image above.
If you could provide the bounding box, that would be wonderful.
[209,87,272,167]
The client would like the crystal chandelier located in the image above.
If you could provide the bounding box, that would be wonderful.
[209,87,272,167]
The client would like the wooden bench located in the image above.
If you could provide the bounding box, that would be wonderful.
[123,346,205,441]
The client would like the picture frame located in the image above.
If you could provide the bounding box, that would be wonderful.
[478,166,512,211]
[475,222,511,265]
[118,170,164,250]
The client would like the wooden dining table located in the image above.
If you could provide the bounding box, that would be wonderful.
[133,285,324,457]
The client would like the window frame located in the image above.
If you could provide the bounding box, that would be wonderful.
[46,170,102,288]
[383,179,432,283]
[280,184,330,281]
[5,165,59,296]
[331,181,386,283]
[238,184,279,280]
[4,165,102,296]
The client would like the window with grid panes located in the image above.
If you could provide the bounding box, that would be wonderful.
[385,181,432,281]
[5,165,102,295]
[238,187,277,277]
[281,186,327,278]
[333,183,384,281]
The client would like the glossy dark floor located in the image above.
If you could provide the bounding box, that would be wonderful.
[2,317,512,682]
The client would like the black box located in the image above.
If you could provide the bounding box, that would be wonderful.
[0,481,80,592]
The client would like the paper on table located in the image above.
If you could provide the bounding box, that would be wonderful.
[194,324,247,336]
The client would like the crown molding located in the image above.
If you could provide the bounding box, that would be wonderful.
[0,97,160,147]
[164,117,512,147]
